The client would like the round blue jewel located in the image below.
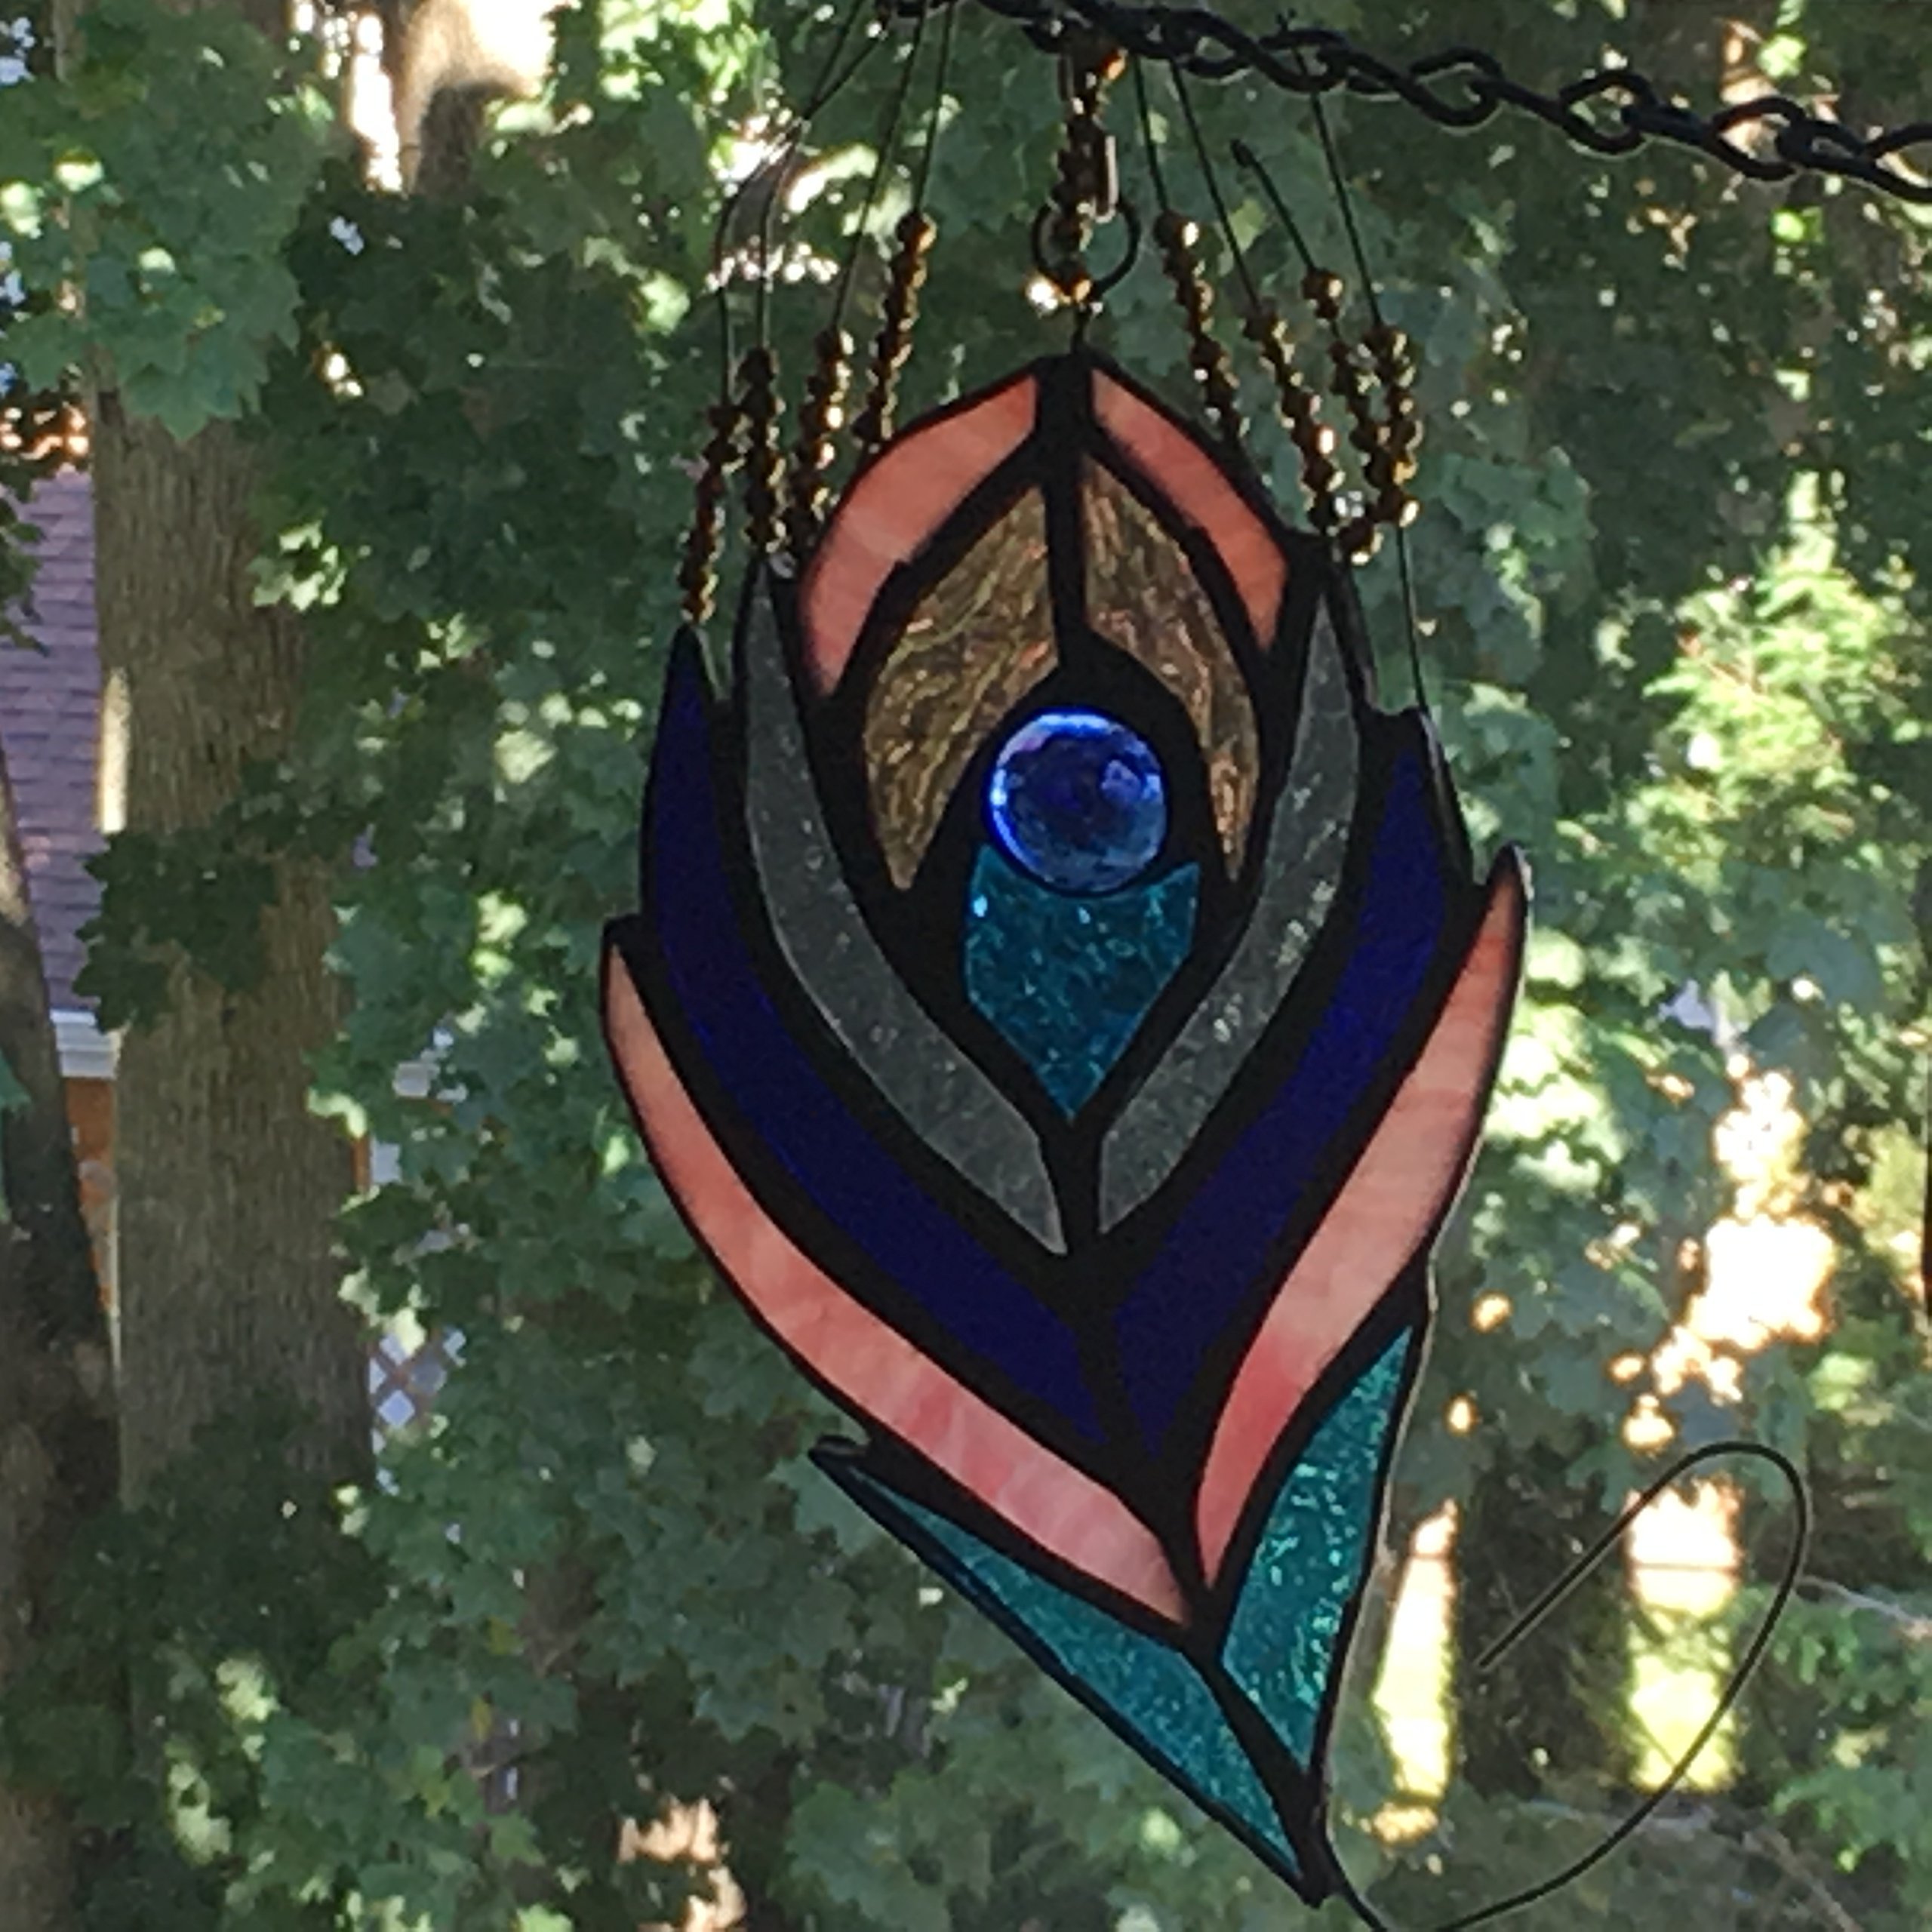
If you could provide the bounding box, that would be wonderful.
[986,709,1168,894]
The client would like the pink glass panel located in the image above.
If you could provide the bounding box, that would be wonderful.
[1093,372,1286,649]
[801,373,1038,693]
[1195,856,1528,1579]
[603,952,1186,1623]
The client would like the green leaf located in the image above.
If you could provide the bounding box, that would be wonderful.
[0,1044,26,1220]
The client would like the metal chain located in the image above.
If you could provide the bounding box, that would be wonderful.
[884,0,1932,205]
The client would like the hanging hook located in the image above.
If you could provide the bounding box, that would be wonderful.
[1032,30,1131,321]
[1029,192,1140,325]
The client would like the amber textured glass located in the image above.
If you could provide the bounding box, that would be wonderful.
[863,491,1057,888]
[1082,461,1260,870]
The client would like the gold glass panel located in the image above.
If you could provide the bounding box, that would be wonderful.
[1082,462,1260,870]
[864,492,1056,888]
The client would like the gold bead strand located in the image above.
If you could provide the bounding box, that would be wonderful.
[1362,319,1423,534]
[1153,209,1244,454]
[1238,297,1342,534]
[677,395,743,629]
[1301,267,1383,562]
[784,326,852,563]
[850,209,937,456]
[738,344,784,558]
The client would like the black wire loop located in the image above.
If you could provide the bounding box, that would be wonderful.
[1336,1439,1811,1932]
[1027,194,1143,312]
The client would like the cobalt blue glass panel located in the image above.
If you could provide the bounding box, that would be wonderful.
[835,1463,1299,1873]
[964,846,1198,1115]
[988,709,1168,894]
[645,647,1101,1435]
[1112,748,1449,1441]
[1222,1331,1414,1764]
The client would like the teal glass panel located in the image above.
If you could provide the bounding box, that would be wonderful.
[1222,1331,1414,1766]
[963,847,1198,1115]
[838,1465,1297,1872]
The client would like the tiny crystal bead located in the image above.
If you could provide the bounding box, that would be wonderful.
[1301,268,1345,317]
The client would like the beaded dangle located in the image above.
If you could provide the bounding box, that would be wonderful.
[1241,295,1343,534]
[851,208,937,454]
[786,327,853,561]
[1150,208,1244,455]
[676,392,743,630]
[1230,136,1426,566]
[737,342,784,558]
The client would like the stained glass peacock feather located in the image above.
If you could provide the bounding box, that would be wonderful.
[601,346,1527,1903]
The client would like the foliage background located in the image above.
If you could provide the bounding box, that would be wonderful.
[2,0,1928,1926]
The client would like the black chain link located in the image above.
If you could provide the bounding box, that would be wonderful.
[886,0,1932,204]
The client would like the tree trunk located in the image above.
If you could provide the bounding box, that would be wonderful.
[88,397,369,1501]
[0,724,118,1932]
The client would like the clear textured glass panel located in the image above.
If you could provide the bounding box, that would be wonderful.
[1100,609,1358,1226]
[964,847,1198,1117]
[741,574,1066,1249]
[837,1463,1298,1872]
[863,491,1056,888]
[1222,1331,1413,1765]
[1082,460,1260,870]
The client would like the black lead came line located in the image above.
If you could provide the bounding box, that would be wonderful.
[880,0,1932,205]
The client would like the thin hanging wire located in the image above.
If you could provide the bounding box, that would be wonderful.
[752,0,888,352]
[1229,132,1321,274]
[910,0,959,211]
[1300,74,1431,713]
[1167,61,1243,289]
[681,0,881,604]
[704,0,878,406]
[788,2,939,548]
[827,0,933,337]
[1228,136,1317,279]
[847,0,957,456]
[1306,80,1386,331]
[1334,1439,1809,1932]
[1168,59,1359,519]
[1129,60,1239,451]
[1129,52,1171,211]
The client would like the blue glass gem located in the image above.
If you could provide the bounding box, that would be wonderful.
[987,709,1168,895]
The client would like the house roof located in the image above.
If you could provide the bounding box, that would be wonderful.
[1,468,103,1016]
